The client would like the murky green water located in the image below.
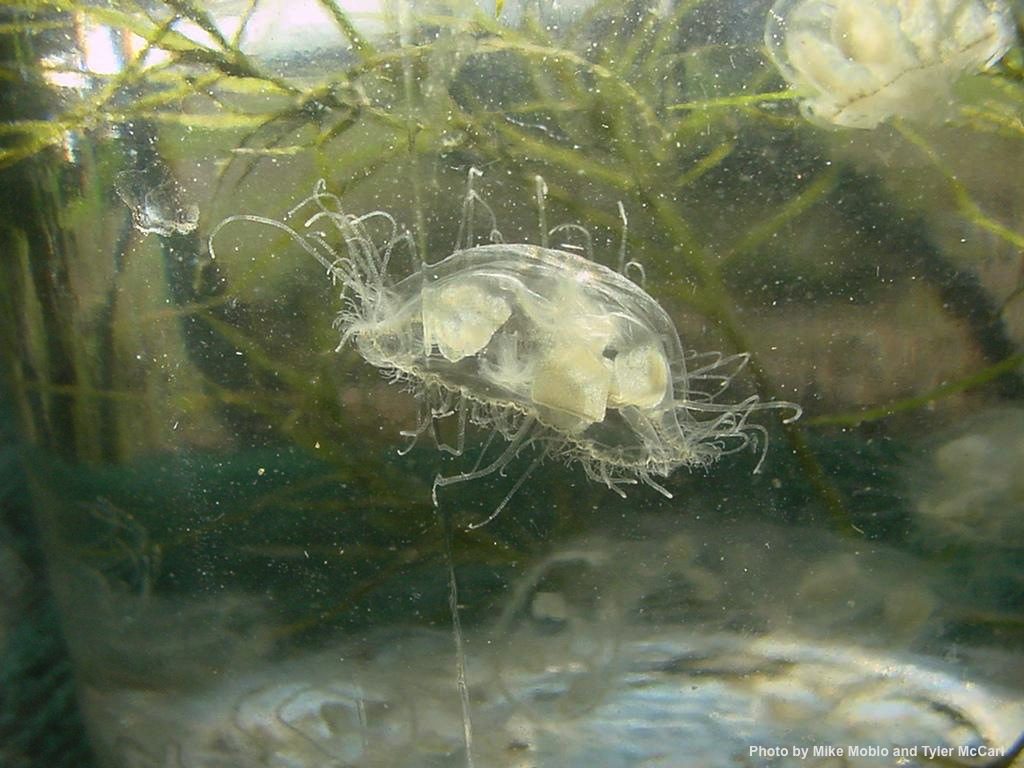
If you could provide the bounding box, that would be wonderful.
[1,1,1023,766]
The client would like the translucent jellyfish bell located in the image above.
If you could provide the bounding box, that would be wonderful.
[210,174,803,768]
[210,173,801,525]
[765,0,1017,128]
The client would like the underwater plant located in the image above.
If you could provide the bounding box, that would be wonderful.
[5,1,1024,763]
[765,0,1017,127]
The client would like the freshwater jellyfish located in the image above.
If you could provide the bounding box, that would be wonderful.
[115,167,199,236]
[765,0,1016,128]
[212,171,801,526]
[209,171,800,768]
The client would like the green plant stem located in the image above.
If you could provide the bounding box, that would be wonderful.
[667,89,796,112]
[723,166,839,262]
[627,161,854,532]
[896,121,1024,251]
[808,353,1024,428]
[318,0,377,60]
[673,140,735,190]
[705,300,855,533]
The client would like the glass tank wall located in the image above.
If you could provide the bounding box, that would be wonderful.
[1,1,1022,766]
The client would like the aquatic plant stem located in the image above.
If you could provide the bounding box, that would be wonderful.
[807,352,1024,428]
[473,36,667,146]
[317,0,377,60]
[393,0,428,260]
[596,88,854,532]
[438,500,475,768]
[667,89,796,112]
[631,150,852,529]
[895,121,1024,252]
[708,300,854,534]
[722,167,840,262]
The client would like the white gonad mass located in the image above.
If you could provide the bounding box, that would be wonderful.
[765,0,1017,128]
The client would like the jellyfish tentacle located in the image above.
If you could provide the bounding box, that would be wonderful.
[547,223,594,260]
[433,398,469,457]
[467,444,549,530]
[296,189,384,288]
[684,352,751,394]
[209,214,334,273]
[747,423,772,473]
[617,201,628,274]
[456,167,482,249]
[432,417,535,506]
[456,167,503,250]
[383,227,420,278]
[350,210,418,282]
[535,175,548,249]
[678,395,802,427]
[624,260,646,287]
[399,395,435,456]
[581,458,638,498]
[676,398,758,415]
[639,470,673,498]
[470,428,499,473]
